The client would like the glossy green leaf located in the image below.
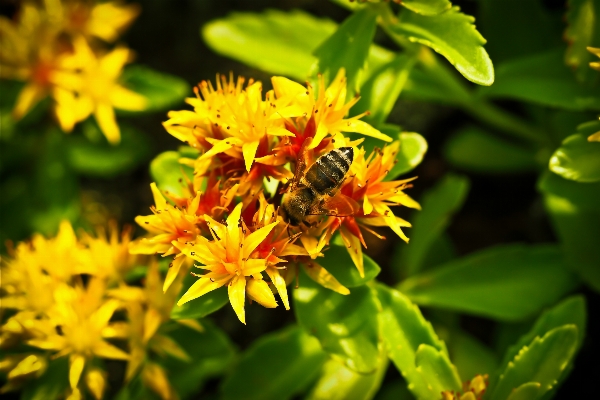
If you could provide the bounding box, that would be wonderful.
[539,171,600,291]
[479,49,600,110]
[399,244,579,321]
[354,54,416,125]
[376,284,457,400]
[306,351,387,400]
[449,330,498,380]
[325,238,381,287]
[565,0,600,82]
[506,382,543,400]
[488,325,579,400]
[444,126,537,173]
[221,325,326,400]
[313,7,378,91]
[294,270,381,373]
[203,10,336,80]
[163,321,236,398]
[398,173,469,276]
[120,65,190,113]
[500,296,586,370]
[400,0,451,16]
[21,357,69,400]
[150,151,194,198]
[66,123,151,177]
[390,6,494,86]
[549,132,600,182]
[171,273,229,320]
[414,344,462,395]
[385,132,428,179]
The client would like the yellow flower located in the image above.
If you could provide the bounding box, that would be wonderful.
[271,68,392,149]
[175,203,281,324]
[51,36,147,143]
[0,353,47,393]
[164,73,293,174]
[442,374,488,400]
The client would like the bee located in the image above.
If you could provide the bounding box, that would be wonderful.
[281,144,358,226]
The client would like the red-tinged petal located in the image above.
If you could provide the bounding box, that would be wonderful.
[243,221,279,258]
[228,275,247,324]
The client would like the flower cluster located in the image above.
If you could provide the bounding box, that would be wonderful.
[0,221,189,399]
[441,375,488,400]
[132,69,420,323]
[0,0,146,143]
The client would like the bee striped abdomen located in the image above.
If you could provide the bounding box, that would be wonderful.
[305,147,353,195]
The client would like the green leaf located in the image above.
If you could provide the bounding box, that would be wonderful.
[306,352,387,400]
[487,325,579,400]
[400,0,452,16]
[385,132,428,179]
[444,126,538,173]
[324,238,381,287]
[313,7,378,91]
[162,321,236,398]
[22,357,69,400]
[449,330,499,380]
[150,151,194,198]
[398,173,470,276]
[506,382,543,400]
[120,65,190,113]
[500,296,586,370]
[294,269,381,373]
[353,54,416,125]
[376,283,457,400]
[478,49,600,110]
[549,132,600,182]
[399,244,579,321]
[202,10,336,80]
[565,0,600,82]
[539,171,600,291]
[221,325,327,400]
[390,6,494,86]
[374,381,415,400]
[171,273,229,320]
[66,122,152,177]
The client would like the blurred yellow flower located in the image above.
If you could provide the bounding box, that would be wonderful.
[588,46,600,72]
[442,374,488,400]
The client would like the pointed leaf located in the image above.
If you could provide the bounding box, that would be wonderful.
[221,325,326,400]
[294,269,381,373]
[414,344,462,394]
[306,351,388,400]
[398,173,470,276]
[444,126,537,173]
[202,10,335,80]
[389,6,494,85]
[400,0,452,16]
[488,325,579,400]
[376,283,453,400]
[313,7,378,91]
[399,244,579,321]
[506,382,543,400]
[549,131,600,183]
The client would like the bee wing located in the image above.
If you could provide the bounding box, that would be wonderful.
[309,192,359,217]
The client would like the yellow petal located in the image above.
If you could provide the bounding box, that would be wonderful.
[85,368,106,400]
[340,119,392,142]
[242,140,260,172]
[303,262,350,295]
[150,182,168,210]
[66,388,82,400]
[175,319,204,332]
[125,346,145,382]
[163,256,185,292]
[100,47,130,79]
[13,83,46,120]
[150,334,190,362]
[199,137,238,160]
[69,354,86,389]
[142,362,173,400]
[94,102,120,144]
[243,258,267,276]
[110,85,147,111]
[143,308,162,343]
[265,268,290,310]
[243,221,278,258]
[246,278,278,308]
[92,299,121,330]
[228,275,247,324]
[177,276,228,306]
[363,195,373,216]
[308,122,329,149]
[6,355,46,379]
[92,340,129,360]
